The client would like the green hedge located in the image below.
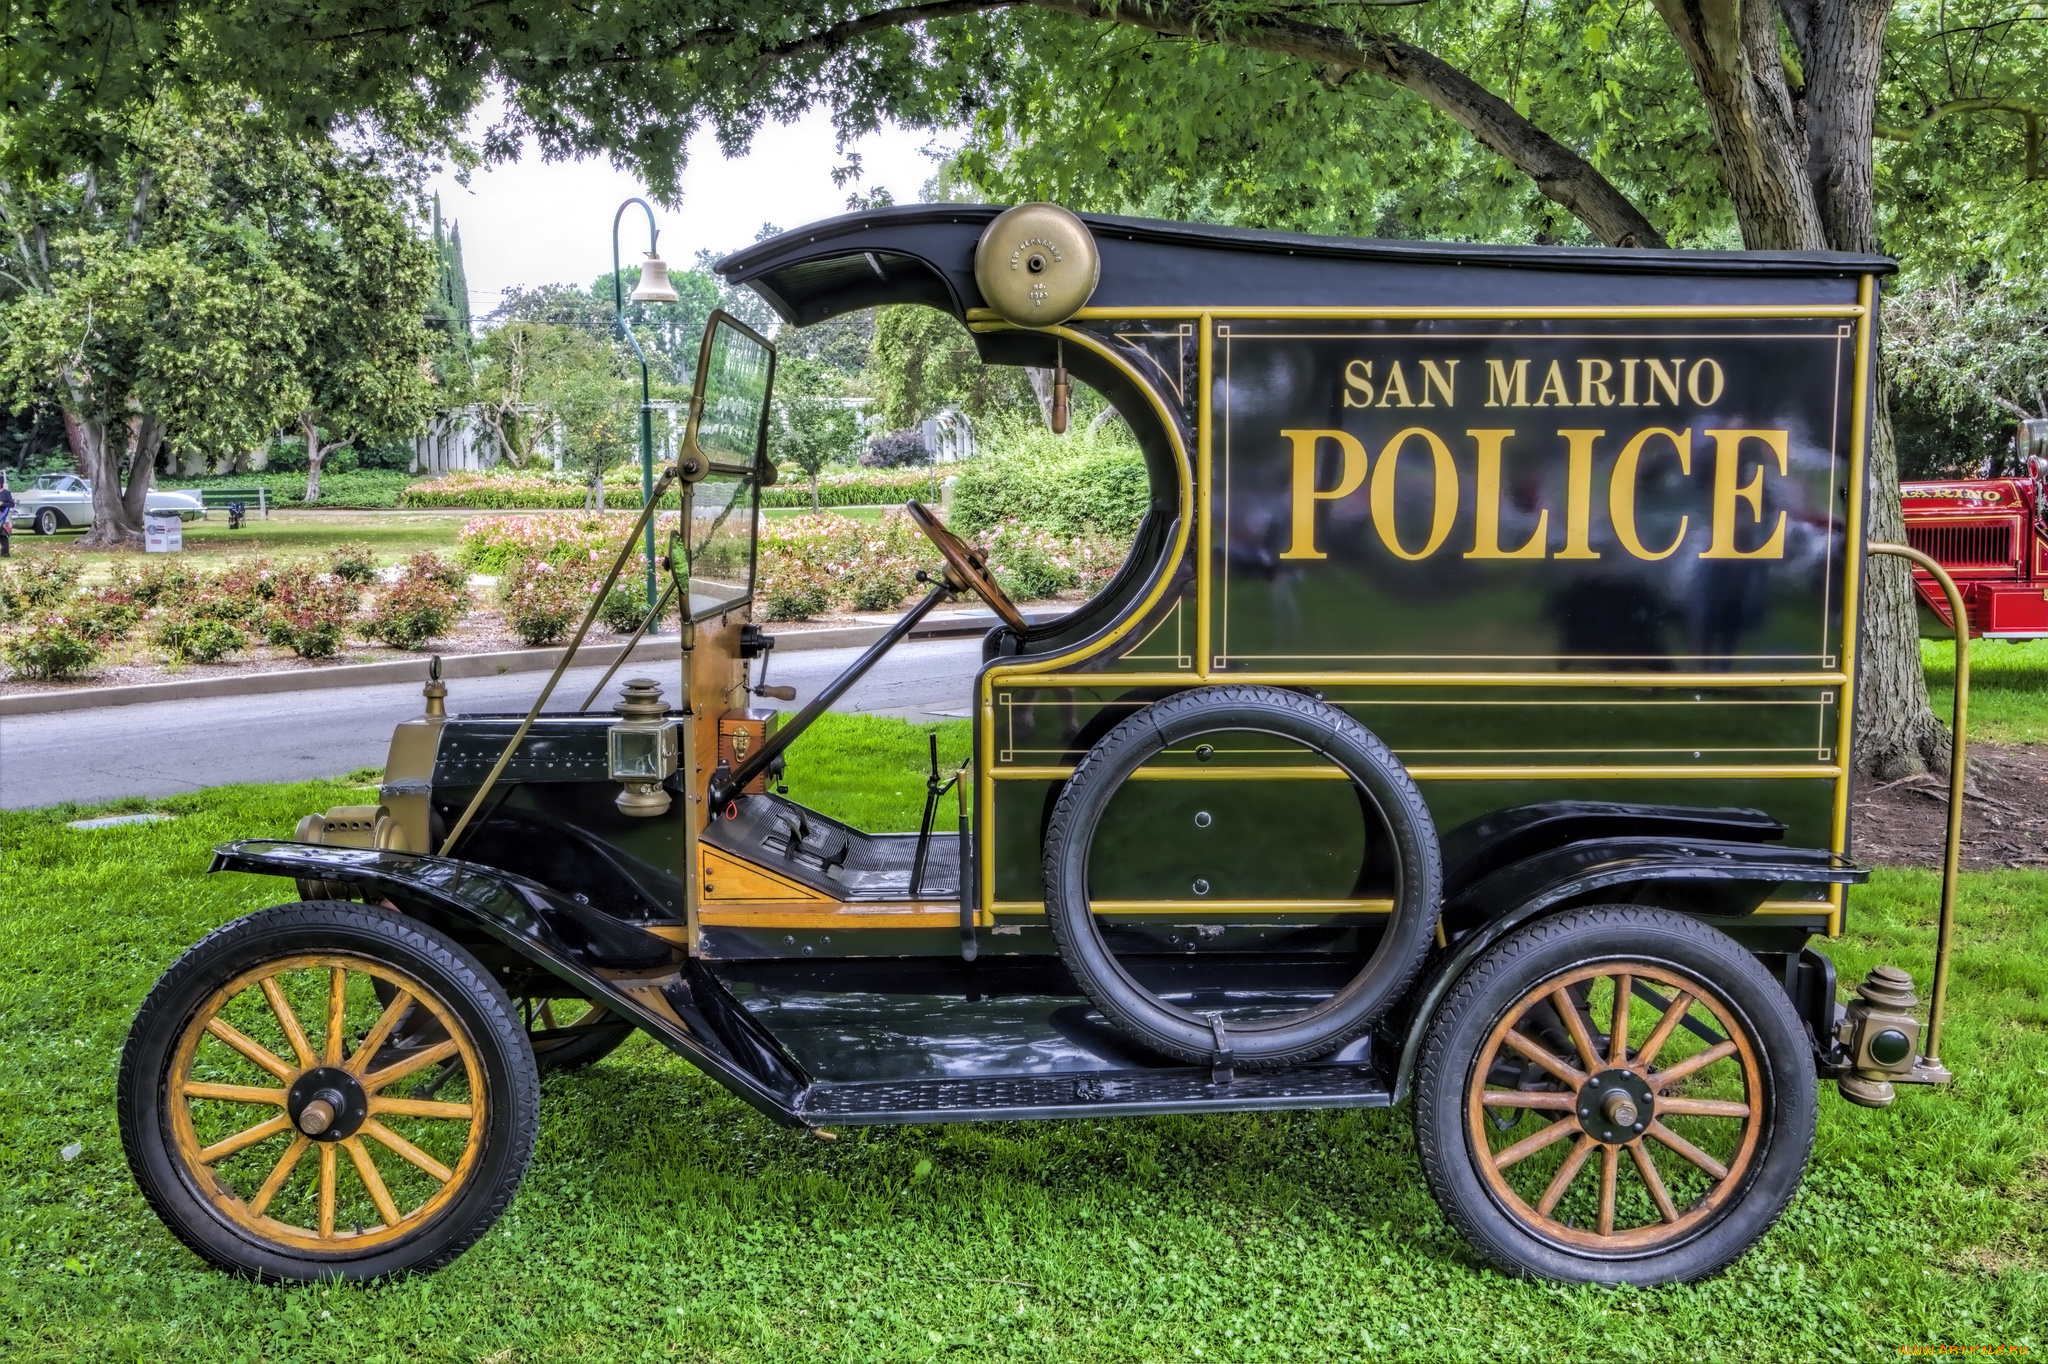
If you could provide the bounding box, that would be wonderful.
[948,424,1149,538]
[159,470,414,509]
[399,479,640,510]
[761,468,945,509]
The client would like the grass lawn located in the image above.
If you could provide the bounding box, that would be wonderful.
[0,716,2043,1360]
[1925,637,2048,745]
[8,511,470,581]
[762,505,890,523]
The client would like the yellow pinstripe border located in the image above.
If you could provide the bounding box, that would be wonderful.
[976,323,1197,914]
[969,287,1877,935]
[967,305,1868,322]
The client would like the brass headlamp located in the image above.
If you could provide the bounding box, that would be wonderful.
[608,678,678,817]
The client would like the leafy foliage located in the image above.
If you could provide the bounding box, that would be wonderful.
[499,558,587,647]
[360,576,458,650]
[326,542,378,584]
[0,556,83,620]
[152,615,244,665]
[859,429,929,470]
[868,306,1038,432]
[1,616,101,679]
[949,420,1150,539]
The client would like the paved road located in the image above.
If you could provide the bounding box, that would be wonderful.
[0,637,984,810]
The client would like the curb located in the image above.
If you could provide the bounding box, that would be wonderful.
[0,614,1006,718]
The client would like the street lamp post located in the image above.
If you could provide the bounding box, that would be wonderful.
[612,198,681,623]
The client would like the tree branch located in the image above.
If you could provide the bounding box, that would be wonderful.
[1875,95,2048,141]
[1024,0,1665,247]
[648,0,1666,247]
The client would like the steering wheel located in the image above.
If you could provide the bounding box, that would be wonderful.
[904,500,1029,634]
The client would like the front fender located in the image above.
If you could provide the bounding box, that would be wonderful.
[210,840,809,1123]
[1389,837,1865,1102]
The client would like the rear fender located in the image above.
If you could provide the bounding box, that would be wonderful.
[209,839,809,1124]
[1388,837,1865,1102]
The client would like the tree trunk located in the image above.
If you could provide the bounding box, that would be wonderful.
[1026,368,1057,430]
[65,406,146,549]
[303,414,325,503]
[1653,0,1939,776]
[810,474,820,513]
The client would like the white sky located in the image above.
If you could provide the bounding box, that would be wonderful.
[425,110,955,312]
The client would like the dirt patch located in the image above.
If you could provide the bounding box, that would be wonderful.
[1851,740,2048,871]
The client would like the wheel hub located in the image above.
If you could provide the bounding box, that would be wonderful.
[287,1066,368,1141]
[1577,1067,1653,1144]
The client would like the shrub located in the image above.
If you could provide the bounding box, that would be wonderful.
[457,512,681,574]
[976,520,1080,600]
[405,549,468,593]
[204,558,279,623]
[70,588,142,643]
[403,471,647,511]
[154,614,244,664]
[3,616,101,679]
[861,428,930,469]
[328,541,378,583]
[758,551,834,621]
[599,584,650,634]
[949,419,1149,538]
[119,559,205,610]
[0,555,82,618]
[759,467,937,509]
[362,575,460,650]
[263,565,361,659]
[500,558,586,646]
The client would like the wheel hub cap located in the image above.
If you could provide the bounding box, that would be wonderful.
[287,1066,368,1141]
[1577,1067,1653,1144]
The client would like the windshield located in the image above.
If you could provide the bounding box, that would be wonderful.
[685,472,758,621]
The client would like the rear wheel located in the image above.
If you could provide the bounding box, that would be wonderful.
[119,902,538,1281]
[1415,905,1814,1285]
[34,508,58,535]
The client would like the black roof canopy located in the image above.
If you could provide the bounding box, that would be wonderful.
[717,205,1896,328]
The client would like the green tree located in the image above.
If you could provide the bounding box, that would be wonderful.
[19,0,2045,769]
[869,306,1036,432]
[773,387,863,511]
[292,156,440,502]
[0,93,311,545]
[474,320,635,503]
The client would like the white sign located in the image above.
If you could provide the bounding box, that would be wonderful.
[145,513,183,553]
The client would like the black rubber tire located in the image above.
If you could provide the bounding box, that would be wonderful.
[34,508,58,535]
[1414,905,1816,1286]
[118,902,540,1281]
[1041,684,1441,1068]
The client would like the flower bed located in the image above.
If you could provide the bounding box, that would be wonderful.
[455,511,685,574]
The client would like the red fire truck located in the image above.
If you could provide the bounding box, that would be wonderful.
[1902,423,2048,637]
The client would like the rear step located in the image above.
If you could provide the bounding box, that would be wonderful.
[795,1064,1392,1125]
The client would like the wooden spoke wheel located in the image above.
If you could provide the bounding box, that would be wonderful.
[1415,905,1816,1286]
[120,903,538,1281]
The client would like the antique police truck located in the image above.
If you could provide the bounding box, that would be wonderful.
[119,204,1952,1288]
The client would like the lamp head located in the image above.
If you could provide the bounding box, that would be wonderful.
[629,252,681,304]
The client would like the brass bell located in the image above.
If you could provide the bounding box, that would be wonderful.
[629,252,680,304]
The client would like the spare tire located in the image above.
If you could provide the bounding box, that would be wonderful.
[1041,684,1441,1069]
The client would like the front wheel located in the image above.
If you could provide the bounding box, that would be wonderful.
[1414,905,1815,1285]
[119,902,539,1281]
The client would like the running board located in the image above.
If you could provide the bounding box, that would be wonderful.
[795,1065,1392,1125]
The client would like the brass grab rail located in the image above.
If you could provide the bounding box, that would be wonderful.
[1865,542,1968,1065]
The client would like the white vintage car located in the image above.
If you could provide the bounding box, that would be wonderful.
[7,473,205,535]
